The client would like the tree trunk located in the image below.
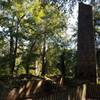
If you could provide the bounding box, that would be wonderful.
[9,17,15,75]
[26,41,36,74]
[10,33,14,75]
[60,51,66,77]
[41,36,46,76]
[11,20,19,75]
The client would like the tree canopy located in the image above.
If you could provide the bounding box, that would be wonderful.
[0,0,71,77]
[0,0,99,78]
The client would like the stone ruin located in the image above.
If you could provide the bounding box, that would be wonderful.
[76,3,96,83]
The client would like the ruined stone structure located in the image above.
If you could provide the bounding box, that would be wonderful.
[76,3,96,82]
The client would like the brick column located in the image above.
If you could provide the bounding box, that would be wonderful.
[76,3,96,82]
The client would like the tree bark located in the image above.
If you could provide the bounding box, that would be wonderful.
[41,35,46,76]
[9,17,15,75]
[11,20,19,75]
[25,41,36,74]
[60,51,66,77]
[10,33,14,75]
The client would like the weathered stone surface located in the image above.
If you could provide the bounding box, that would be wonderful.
[76,3,96,82]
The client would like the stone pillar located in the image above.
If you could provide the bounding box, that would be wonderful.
[76,3,96,82]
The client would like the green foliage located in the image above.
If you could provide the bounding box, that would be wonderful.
[46,43,76,78]
[94,4,100,35]
[0,0,68,76]
[1,0,97,78]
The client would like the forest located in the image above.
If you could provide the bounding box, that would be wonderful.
[0,0,75,78]
[0,0,100,100]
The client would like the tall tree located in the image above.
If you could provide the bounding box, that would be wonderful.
[0,0,27,75]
